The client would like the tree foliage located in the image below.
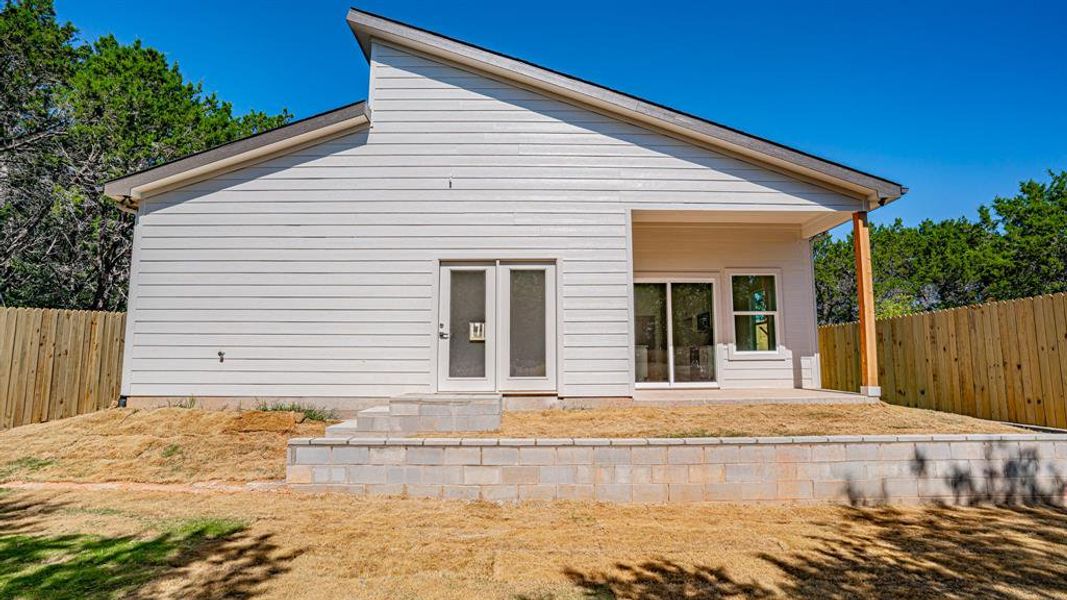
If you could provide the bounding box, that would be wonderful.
[0,0,289,309]
[815,171,1067,324]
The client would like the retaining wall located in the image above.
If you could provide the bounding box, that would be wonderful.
[287,434,1067,505]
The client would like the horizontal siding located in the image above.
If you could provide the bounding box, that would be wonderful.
[134,346,431,360]
[129,385,422,396]
[130,358,428,372]
[123,41,843,398]
[137,260,433,274]
[137,273,430,286]
[134,322,429,336]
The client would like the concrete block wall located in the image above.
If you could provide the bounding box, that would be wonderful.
[287,434,1067,505]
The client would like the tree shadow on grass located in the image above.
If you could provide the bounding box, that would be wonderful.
[548,504,1067,599]
[763,504,1067,599]
[555,560,776,599]
[0,490,302,599]
[544,443,1067,599]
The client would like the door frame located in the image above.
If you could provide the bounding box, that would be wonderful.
[437,262,497,392]
[633,274,721,389]
[497,261,558,393]
[434,259,558,394]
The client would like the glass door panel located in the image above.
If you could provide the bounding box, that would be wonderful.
[634,283,669,383]
[671,283,715,383]
[498,263,556,392]
[509,269,547,377]
[448,270,487,378]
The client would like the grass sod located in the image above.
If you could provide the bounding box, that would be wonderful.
[0,500,247,600]
[256,402,339,422]
[0,458,56,480]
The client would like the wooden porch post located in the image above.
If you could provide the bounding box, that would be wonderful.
[852,211,880,397]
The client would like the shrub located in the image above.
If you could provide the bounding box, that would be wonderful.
[256,402,338,422]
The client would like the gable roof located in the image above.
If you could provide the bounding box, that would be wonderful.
[104,102,369,209]
[347,8,905,207]
[106,9,905,210]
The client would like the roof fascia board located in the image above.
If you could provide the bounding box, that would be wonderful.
[348,9,903,204]
[105,102,369,208]
[130,117,367,206]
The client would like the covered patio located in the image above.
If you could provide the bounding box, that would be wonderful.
[629,208,880,398]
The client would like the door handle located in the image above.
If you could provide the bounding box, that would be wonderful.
[439,331,449,339]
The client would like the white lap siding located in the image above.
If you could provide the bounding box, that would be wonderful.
[123,42,857,399]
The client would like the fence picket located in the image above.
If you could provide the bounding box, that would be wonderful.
[819,293,1067,428]
[0,307,126,430]
[1037,295,1066,428]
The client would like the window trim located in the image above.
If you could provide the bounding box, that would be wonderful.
[726,269,788,361]
[633,275,720,389]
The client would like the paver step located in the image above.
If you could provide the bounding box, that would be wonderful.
[355,405,392,432]
[323,395,503,436]
[325,405,393,436]
[323,420,364,437]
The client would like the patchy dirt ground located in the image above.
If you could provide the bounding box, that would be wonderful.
[446,402,1026,438]
[2,485,1066,599]
[0,408,326,484]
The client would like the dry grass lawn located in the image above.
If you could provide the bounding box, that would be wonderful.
[0,408,326,484]
[0,404,1022,486]
[2,485,1066,599]
[0,405,1060,597]
[447,402,1026,438]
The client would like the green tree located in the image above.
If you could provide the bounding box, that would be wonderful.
[813,171,1063,325]
[908,212,1001,309]
[0,0,80,304]
[988,171,1067,299]
[813,220,928,323]
[0,0,290,309]
[812,232,856,324]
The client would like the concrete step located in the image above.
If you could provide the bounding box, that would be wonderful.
[324,395,504,436]
[323,419,364,437]
[356,405,391,432]
[325,405,394,437]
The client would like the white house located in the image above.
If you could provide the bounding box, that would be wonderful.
[105,9,904,412]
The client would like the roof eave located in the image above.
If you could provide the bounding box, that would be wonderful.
[104,101,370,209]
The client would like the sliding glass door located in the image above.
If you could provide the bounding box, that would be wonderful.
[634,281,716,387]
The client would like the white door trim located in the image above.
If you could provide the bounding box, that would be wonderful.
[437,263,496,392]
[497,262,558,392]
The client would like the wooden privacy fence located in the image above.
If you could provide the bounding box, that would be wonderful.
[0,307,126,430]
[819,293,1067,429]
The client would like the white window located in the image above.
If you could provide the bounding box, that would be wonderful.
[730,274,779,353]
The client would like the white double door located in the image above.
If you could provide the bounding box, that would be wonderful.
[437,262,557,393]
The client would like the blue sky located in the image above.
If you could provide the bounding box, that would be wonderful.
[56,0,1067,232]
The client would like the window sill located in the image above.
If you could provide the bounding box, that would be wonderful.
[726,347,789,361]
